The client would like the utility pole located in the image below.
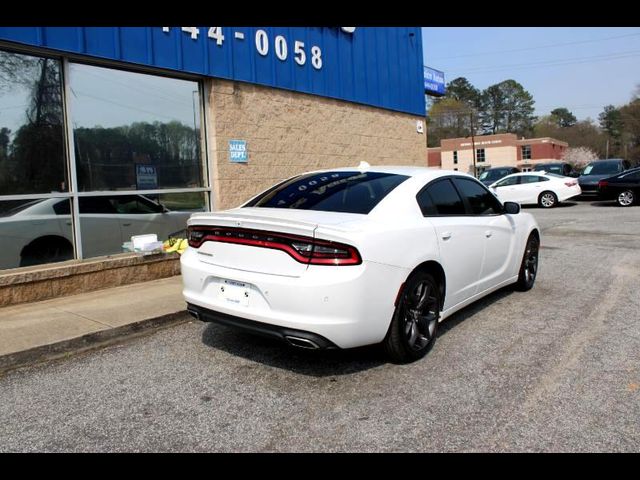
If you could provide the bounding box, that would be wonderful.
[606,138,609,159]
[470,110,477,177]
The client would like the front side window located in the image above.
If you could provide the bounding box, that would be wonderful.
[246,171,409,214]
[494,176,519,187]
[520,175,544,184]
[417,178,465,216]
[453,178,503,215]
[0,51,67,195]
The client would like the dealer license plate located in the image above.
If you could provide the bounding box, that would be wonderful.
[219,279,250,307]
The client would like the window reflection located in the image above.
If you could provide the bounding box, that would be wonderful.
[0,51,67,195]
[79,192,206,258]
[0,198,74,269]
[69,63,204,191]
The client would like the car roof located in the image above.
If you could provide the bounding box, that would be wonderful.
[306,165,474,182]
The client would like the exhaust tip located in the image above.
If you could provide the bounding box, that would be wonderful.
[285,336,320,350]
[187,308,200,320]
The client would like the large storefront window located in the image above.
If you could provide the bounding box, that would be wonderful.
[69,63,204,191]
[0,51,67,195]
[0,49,209,271]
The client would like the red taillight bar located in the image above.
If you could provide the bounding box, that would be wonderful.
[187,226,362,266]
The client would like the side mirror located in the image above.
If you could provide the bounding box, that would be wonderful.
[503,201,520,215]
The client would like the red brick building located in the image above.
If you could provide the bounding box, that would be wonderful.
[427,133,568,175]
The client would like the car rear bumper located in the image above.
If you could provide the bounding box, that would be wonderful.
[180,247,409,349]
[186,303,339,349]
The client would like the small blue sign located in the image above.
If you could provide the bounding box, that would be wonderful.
[424,66,446,97]
[229,140,248,163]
[135,164,158,189]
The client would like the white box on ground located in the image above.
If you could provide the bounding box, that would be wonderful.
[131,234,159,251]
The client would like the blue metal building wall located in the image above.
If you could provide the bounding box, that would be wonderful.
[0,26,425,116]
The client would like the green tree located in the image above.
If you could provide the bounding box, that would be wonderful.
[444,77,481,108]
[550,107,577,128]
[427,98,473,147]
[598,105,624,158]
[480,80,536,137]
[619,98,640,165]
[533,116,606,158]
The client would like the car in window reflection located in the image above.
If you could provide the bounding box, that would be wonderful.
[0,195,193,270]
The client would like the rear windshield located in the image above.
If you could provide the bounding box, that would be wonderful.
[244,171,409,214]
[582,162,621,175]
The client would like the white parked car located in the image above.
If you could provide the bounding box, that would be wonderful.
[0,195,192,270]
[489,171,581,208]
[182,166,541,363]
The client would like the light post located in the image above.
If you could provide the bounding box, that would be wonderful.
[469,110,477,177]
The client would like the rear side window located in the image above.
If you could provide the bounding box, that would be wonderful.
[521,175,546,184]
[244,171,409,214]
[417,178,465,216]
[453,178,503,215]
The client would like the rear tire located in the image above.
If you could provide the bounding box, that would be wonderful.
[617,189,635,207]
[383,272,441,363]
[514,234,539,291]
[20,237,73,267]
[538,191,557,208]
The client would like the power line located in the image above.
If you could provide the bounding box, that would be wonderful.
[448,50,640,75]
[426,32,640,62]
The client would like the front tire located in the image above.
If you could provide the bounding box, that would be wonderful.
[515,234,539,291]
[383,272,441,363]
[617,189,635,207]
[538,191,558,208]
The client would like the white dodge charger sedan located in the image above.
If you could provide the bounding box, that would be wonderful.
[182,166,540,363]
[489,171,581,208]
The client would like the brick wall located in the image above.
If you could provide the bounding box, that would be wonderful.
[206,79,428,210]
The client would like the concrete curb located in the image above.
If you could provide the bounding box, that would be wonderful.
[0,310,190,375]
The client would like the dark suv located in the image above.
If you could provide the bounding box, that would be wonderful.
[578,159,631,195]
[478,167,520,186]
[533,162,578,177]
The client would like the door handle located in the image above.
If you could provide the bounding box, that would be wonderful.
[122,223,132,227]
[441,231,452,241]
[485,230,493,238]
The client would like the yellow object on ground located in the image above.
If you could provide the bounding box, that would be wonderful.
[163,238,189,254]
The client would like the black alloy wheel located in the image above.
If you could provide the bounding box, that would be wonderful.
[384,272,440,363]
[515,234,539,291]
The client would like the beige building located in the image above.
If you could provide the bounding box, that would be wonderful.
[428,133,568,175]
[0,27,428,306]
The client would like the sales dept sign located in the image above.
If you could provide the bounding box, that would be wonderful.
[229,140,248,163]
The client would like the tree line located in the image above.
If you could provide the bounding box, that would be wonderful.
[427,77,640,166]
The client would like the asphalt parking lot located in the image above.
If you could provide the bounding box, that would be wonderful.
[1,198,639,452]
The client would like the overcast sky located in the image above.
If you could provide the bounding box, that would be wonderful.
[422,27,640,122]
